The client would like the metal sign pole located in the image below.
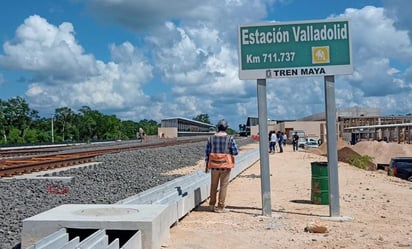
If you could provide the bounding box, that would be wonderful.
[239,18,351,218]
[324,75,340,217]
[257,79,272,216]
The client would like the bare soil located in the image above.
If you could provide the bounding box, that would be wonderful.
[163,141,412,249]
[309,139,411,166]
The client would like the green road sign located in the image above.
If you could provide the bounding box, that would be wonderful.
[238,19,352,80]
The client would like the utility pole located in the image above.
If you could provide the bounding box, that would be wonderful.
[51,115,54,143]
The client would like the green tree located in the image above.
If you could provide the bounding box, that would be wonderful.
[2,97,39,143]
[193,113,211,124]
[0,99,7,144]
[54,107,76,141]
[76,106,124,141]
[121,120,139,140]
[31,117,53,143]
[0,96,162,145]
[137,119,159,136]
[77,106,100,142]
[7,127,22,144]
[24,129,40,143]
[226,127,236,135]
[101,115,122,140]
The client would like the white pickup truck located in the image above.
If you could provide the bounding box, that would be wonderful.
[305,137,319,148]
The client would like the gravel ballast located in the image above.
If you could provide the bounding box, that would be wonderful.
[0,138,255,248]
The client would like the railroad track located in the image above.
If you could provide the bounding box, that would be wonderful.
[0,146,69,158]
[0,137,208,177]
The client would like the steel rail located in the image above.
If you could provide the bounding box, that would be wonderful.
[0,147,68,158]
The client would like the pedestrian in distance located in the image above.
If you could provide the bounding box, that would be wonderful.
[277,131,284,153]
[137,127,145,142]
[205,119,239,213]
[269,131,277,153]
[292,132,299,151]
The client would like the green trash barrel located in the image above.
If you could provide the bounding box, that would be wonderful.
[311,162,329,205]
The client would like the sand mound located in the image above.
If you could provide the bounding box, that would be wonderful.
[352,140,411,164]
[308,139,412,166]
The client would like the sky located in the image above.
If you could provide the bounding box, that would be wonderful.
[0,0,411,130]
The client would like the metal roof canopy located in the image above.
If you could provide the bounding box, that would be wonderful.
[161,117,215,128]
[344,123,412,130]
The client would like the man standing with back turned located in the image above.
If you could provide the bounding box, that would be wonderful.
[205,119,239,213]
[292,132,299,151]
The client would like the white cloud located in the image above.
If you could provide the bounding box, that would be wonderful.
[151,23,247,96]
[383,0,412,37]
[329,5,412,114]
[25,42,154,111]
[0,15,98,82]
[341,6,412,60]
[144,3,412,123]
[87,0,269,35]
[0,15,153,117]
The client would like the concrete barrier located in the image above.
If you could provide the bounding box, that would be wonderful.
[22,204,167,249]
[26,228,142,249]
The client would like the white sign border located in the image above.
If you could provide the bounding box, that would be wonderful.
[238,18,353,80]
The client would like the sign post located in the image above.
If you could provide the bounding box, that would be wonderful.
[238,19,352,217]
[257,79,272,216]
[324,75,340,217]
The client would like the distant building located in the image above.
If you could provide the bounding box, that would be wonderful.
[238,117,258,137]
[158,117,215,138]
[241,107,412,144]
[242,116,325,141]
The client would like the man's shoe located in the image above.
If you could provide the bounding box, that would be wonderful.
[208,205,216,212]
[214,208,230,213]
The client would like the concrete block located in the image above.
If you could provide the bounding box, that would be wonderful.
[22,204,169,249]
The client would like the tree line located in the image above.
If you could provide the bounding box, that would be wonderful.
[0,97,159,145]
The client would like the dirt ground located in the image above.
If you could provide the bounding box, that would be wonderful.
[162,141,412,249]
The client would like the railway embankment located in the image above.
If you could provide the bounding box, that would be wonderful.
[0,138,256,248]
